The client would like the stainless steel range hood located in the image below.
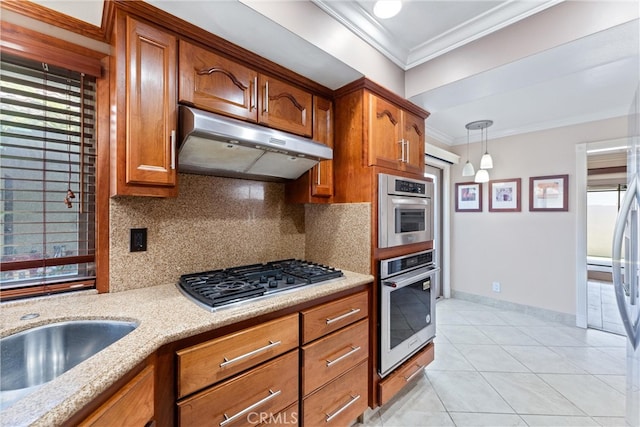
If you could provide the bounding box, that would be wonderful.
[178,105,332,182]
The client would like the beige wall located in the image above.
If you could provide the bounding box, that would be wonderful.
[449,117,629,316]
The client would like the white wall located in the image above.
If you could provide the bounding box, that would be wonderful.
[450,117,629,316]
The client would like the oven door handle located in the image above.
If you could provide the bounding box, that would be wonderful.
[385,267,439,289]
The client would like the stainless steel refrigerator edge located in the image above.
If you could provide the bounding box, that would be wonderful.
[612,83,640,427]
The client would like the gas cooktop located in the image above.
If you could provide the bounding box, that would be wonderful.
[177,259,344,311]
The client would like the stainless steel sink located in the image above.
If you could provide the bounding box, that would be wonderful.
[0,320,137,411]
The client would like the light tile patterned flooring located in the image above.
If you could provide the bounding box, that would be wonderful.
[359,298,629,427]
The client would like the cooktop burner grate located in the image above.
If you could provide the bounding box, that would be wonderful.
[178,259,344,310]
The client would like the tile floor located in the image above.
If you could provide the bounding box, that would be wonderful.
[359,298,629,427]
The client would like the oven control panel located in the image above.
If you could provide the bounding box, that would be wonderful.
[395,179,426,195]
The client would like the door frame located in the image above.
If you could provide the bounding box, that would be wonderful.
[426,155,452,299]
[575,137,628,328]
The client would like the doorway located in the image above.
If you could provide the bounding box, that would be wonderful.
[585,149,627,335]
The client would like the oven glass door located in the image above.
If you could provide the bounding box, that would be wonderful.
[383,196,432,248]
[379,266,438,377]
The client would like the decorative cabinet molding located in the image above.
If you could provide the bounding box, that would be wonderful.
[179,40,312,137]
[368,93,425,175]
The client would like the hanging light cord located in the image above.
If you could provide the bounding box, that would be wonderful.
[64,76,75,209]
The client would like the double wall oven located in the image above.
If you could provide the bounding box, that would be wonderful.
[378,173,437,378]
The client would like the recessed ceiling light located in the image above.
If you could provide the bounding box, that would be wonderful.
[373,0,402,19]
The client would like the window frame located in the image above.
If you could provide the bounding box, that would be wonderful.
[0,21,110,298]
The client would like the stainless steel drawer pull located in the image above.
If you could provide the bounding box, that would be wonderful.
[220,340,281,367]
[326,346,361,367]
[404,364,425,382]
[326,308,361,325]
[325,394,360,423]
[220,389,281,426]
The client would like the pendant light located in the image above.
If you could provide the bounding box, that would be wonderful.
[479,122,494,169]
[474,169,490,183]
[463,120,493,183]
[462,127,475,176]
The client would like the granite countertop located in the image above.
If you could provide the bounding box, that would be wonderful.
[0,270,373,427]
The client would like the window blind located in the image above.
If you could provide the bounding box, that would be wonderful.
[0,54,97,299]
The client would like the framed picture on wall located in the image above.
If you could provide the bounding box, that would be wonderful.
[529,174,569,211]
[489,178,521,212]
[455,182,482,212]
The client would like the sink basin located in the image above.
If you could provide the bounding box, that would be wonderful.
[0,320,137,411]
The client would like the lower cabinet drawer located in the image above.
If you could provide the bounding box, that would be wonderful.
[301,319,368,395]
[378,342,434,406]
[176,313,298,398]
[178,350,299,427]
[300,291,368,344]
[301,361,368,427]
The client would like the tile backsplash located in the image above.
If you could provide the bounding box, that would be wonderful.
[304,203,371,275]
[109,174,305,292]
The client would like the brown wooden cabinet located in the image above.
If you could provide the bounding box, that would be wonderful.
[258,74,312,137]
[176,314,299,398]
[285,96,334,203]
[333,78,430,204]
[178,40,256,122]
[299,291,369,426]
[178,350,299,427]
[79,364,155,427]
[368,92,425,175]
[377,342,434,406]
[179,41,312,137]
[111,13,178,197]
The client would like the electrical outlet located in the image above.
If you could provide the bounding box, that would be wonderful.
[130,228,147,252]
[492,281,501,293]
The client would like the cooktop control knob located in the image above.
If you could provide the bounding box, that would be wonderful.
[268,280,278,288]
[286,276,295,284]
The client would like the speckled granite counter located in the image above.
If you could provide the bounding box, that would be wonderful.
[0,270,373,427]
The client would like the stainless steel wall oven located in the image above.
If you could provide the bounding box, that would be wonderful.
[378,173,434,249]
[379,250,437,377]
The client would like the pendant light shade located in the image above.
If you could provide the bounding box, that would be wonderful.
[462,161,475,176]
[480,152,493,169]
[474,168,489,183]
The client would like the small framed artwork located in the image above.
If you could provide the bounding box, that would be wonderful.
[529,174,569,211]
[455,182,482,212]
[489,178,521,212]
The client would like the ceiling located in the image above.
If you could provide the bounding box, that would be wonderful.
[30,0,640,146]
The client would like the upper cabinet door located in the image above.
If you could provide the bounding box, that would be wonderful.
[368,93,403,170]
[402,110,426,175]
[258,75,313,137]
[179,41,257,122]
[124,16,177,191]
[311,96,333,198]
